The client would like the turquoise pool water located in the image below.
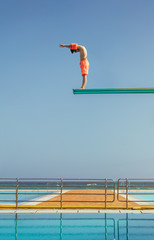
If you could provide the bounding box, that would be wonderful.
[0,190,57,204]
[0,214,154,240]
[134,194,154,202]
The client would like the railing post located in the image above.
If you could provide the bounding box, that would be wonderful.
[126,178,128,209]
[16,178,18,209]
[113,179,115,203]
[60,178,63,209]
[105,178,107,209]
[117,179,119,202]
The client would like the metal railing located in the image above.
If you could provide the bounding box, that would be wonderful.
[118,217,154,240]
[0,178,115,209]
[1,178,154,209]
[117,178,154,209]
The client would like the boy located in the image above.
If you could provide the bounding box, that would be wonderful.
[60,43,89,89]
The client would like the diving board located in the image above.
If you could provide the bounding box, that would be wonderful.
[73,88,154,95]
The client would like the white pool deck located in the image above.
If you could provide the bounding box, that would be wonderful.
[1,209,154,214]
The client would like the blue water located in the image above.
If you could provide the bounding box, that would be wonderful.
[0,191,56,204]
[135,194,154,202]
[0,214,154,240]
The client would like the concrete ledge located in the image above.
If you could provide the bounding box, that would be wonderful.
[1,209,154,214]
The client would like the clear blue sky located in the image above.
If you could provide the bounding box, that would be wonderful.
[0,0,154,179]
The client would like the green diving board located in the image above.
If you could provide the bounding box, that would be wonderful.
[73,88,154,95]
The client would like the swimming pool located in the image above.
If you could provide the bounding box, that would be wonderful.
[0,214,154,240]
[120,190,154,204]
[0,190,60,205]
[134,194,154,203]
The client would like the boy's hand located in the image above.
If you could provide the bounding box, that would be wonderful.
[59,44,70,48]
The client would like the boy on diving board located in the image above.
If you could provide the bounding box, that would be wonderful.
[59,43,89,89]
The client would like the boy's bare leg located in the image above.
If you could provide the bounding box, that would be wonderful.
[80,75,87,89]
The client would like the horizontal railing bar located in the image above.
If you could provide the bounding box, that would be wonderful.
[58,186,114,188]
[58,200,115,203]
[0,179,17,180]
[14,200,113,203]
[6,186,61,188]
[118,184,154,186]
[0,193,16,195]
[60,178,114,181]
[0,186,114,189]
[0,189,60,194]
[1,178,154,181]
[63,193,114,195]
[17,193,60,195]
[17,178,114,181]
[15,184,113,189]
[17,200,61,202]
[0,178,115,182]
[13,186,61,188]
[118,199,154,202]
[15,186,113,188]
[118,186,154,188]
[1,183,113,186]
[0,192,114,195]
[118,187,154,188]
[18,178,61,180]
[7,193,115,196]
[119,193,154,195]
[0,186,17,187]
[118,178,154,180]
[0,200,16,202]
[15,200,114,203]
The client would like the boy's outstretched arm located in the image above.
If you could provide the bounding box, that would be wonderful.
[59,44,70,48]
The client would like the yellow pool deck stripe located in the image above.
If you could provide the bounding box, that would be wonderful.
[1,205,154,210]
